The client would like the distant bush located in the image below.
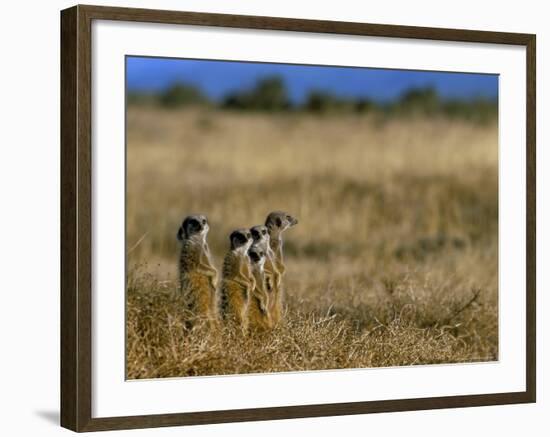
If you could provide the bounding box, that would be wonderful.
[222,76,291,111]
[158,83,210,108]
[394,87,440,115]
[355,98,374,113]
[305,90,368,114]
[383,86,497,123]
[442,97,498,123]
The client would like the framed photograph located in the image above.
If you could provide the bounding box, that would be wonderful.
[60,4,536,432]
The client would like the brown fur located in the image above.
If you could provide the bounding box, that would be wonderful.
[178,239,218,326]
[219,251,255,332]
[267,236,287,325]
[264,211,298,325]
[248,262,273,331]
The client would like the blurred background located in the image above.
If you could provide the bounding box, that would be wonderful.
[126,57,498,374]
[126,57,498,267]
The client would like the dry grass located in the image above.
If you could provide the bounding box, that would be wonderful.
[126,107,498,379]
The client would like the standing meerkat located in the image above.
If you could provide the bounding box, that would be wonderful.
[250,225,281,292]
[247,244,272,331]
[176,214,218,327]
[264,211,298,325]
[219,228,255,331]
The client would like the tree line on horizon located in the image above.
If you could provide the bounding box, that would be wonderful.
[127,75,497,122]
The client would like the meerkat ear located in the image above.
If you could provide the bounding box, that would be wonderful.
[177,225,185,241]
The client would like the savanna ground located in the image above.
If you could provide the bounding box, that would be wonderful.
[126,107,498,379]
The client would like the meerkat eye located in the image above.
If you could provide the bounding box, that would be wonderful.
[276,217,282,227]
[202,219,206,225]
[262,230,267,235]
[233,233,246,246]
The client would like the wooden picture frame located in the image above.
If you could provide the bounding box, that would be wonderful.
[60,4,536,432]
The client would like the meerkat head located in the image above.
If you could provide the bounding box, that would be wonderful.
[265,211,298,240]
[177,214,210,243]
[250,225,270,247]
[248,244,266,270]
[229,228,253,254]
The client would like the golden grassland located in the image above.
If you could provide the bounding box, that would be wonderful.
[126,107,498,379]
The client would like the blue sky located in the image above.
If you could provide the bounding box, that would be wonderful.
[126,56,498,103]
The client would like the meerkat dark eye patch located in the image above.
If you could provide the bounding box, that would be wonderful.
[186,219,201,234]
[276,217,282,227]
[251,229,260,240]
[235,233,246,244]
[230,231,247,248]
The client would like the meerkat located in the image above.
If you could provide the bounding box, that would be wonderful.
[219,228,255,332]
[247,244,273,331]
[176,214,218,327]
[264,211,298,325]
[250,225,282,293]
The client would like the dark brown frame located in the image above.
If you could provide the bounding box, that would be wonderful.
[60,4,536,432]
